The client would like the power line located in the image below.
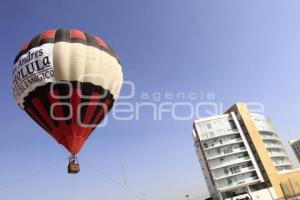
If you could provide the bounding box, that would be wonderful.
[81,159,146,200]
[0,157,60,192]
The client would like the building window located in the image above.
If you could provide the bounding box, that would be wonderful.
[228,178,233,185]
[250,172,257,178]
[223,147,232,154]
[229,120,237,129]
[206,123,212,129]
[209,132,214,137]
[230,166,240,174]
[224,168,229,174]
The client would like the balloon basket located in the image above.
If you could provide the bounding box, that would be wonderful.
[68,155,80,174]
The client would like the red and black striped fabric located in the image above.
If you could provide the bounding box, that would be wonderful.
[14,29,120,64]
[23,81,114,154]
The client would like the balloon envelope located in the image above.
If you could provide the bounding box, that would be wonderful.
[12,29,123,154]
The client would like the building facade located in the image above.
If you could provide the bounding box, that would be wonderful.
[289,139,300,163]
[193,102,300,200]
[251,113,293,172]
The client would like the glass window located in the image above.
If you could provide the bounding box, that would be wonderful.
[209,131,214,137]
[224,168,229,174]
[229,120,237,129]
[206,123,212,129]
[230,166,240,174]
[228,178,233,185]
[226,147,233,153]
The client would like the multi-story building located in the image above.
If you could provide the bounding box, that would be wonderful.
[289,139,300,163]
[193,102,300,200]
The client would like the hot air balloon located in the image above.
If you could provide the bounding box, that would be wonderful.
[12,29,123,173]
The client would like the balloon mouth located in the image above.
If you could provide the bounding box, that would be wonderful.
[68,154,80,174]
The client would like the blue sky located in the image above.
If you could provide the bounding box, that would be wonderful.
[1,0,300,200]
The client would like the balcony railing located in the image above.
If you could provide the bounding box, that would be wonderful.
[269,151,288,158]
[201,132,240,143]
[214,166,255,181]
[261,134,280,142]
[265,142,284,149]
[207,147,247,160]
[204,138,243,151]
[217,176,259,191]
[256,126,276,133]
[210,156,251,170]
[273,161,293,167]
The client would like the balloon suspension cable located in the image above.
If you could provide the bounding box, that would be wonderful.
[72,174,76,200]
[68,154,80,174]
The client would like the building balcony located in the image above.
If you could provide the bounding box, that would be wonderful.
[276,165,294,173]
[201,130,239,142]
[217,176,260,192]
[256,127,276,133]
[210,156,251,170]
[265,142,284,149]
[204,138,243,151]
[269,151,288,158]
[207,147,247,161]
[214,166,255,181]
[274,162,293,167]
[261,134,280,142]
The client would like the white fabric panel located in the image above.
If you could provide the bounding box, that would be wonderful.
[69,43,87,82]
[53,42,71,80]
[52,42,123,100]
[13,41,123,109]
[12,43,55,108]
